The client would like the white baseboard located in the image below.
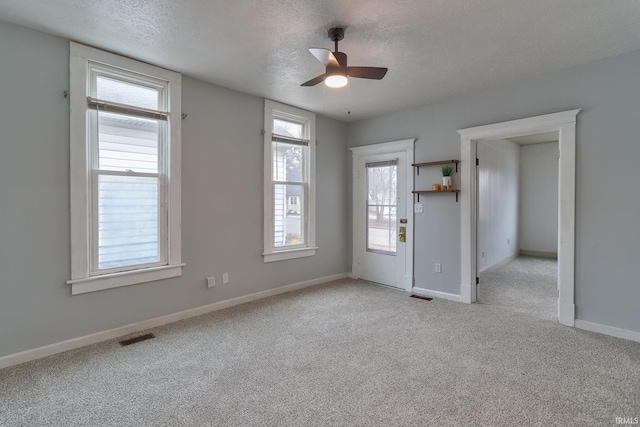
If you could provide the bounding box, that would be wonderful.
[575,320,640,343]
[412,287,462,302]
[519,249,558,259]
[478,252,518,274]
[0,272,348,370]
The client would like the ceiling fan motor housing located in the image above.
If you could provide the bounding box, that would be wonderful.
[329,51,348,73]
[328,27,345,42]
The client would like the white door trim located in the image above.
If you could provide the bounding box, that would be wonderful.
[350,139,415,291]
[457,109,580,326]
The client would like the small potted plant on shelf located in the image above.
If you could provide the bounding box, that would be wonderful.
[441,165,453,190]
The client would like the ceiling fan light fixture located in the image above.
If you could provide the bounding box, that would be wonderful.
[325,74,348,88]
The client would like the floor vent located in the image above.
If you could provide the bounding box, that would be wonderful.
[410,294,433,301]
[119,333,155,346]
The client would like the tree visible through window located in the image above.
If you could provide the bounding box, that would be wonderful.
[366,161,397,254]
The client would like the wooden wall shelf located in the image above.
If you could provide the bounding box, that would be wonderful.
[412,160,459,175]
[412,159,461,202]
[412,190,460,202]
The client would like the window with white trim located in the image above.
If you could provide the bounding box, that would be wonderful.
[68,42,183,294]
[263,100,316,262]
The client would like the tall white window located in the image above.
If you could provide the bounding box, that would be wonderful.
[263,100,316,262]
[68,42,183,294]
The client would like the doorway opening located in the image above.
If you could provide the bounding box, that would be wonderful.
[458,110,580,326]
[476,135,559,317]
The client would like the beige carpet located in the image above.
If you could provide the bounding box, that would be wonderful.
[1,257,639,426]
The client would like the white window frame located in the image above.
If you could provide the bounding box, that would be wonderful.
[263,100,316,262]
[67,42,183,294]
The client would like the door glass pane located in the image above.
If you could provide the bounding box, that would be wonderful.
[274,184,305,247]
[97,174,160,269]
[366,164,397,254]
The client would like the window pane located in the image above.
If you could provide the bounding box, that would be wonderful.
[272,142,304,182]
[98,111,159,173]
[96,76,159,110]
[273,118,303,139]
[366,164,397,254]
[98,174,160,270]
[274,184,304,247]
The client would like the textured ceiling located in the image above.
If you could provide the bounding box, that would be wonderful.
[2,0,640,122]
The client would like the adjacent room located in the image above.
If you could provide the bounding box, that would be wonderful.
[476,134,560,317]
[1,1,639,425]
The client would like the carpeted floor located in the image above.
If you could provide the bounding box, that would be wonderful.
[1,257,639,426]
[479,256,558,319]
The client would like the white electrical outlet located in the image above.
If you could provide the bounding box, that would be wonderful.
[206,277,215,288]
[435,263,442,273]
[414,203,423,213]
[222,273,229,284]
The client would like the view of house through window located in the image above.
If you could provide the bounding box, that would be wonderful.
[263,99,315,263]
[272,118,306,247]
[97,111,162,270]
[366,161,398,254]
[93,75,165,272]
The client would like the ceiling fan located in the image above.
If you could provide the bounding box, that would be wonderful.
[301,27,388,88]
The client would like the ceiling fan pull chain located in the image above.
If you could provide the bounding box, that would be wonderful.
[347,80,351,116]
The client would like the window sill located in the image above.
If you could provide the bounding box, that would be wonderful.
[67,263,185,295]
[262,247,318,263]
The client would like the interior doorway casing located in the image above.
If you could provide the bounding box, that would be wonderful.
[457,110,580,326]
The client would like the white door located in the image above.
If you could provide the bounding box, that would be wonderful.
[351,140,414,291]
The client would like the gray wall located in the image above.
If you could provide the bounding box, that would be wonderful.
[477,139,520,273]
[348,48,640,331]
[519,142,559,255]
[0,20,349,358]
